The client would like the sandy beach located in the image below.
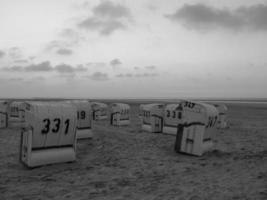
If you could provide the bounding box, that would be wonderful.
[0,102,266,200]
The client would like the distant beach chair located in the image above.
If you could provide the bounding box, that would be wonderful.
[91,102,108,121]
[66,100,93,139]
[110,103,130,126]
[0,101,9,128]
[162,103,183,135]
[140,103,164,133]
[8,101,26,128]
[213,103,228,129]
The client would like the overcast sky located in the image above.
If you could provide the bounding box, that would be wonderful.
[1,0,267,99]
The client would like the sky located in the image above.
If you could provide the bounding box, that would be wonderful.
[0,0,267,99]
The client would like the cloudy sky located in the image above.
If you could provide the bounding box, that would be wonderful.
[1,0,267,99]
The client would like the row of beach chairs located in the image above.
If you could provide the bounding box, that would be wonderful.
[0,100,227,168]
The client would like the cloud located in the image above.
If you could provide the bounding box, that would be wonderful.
[59,28,86,45]
[6,76,46,83]
[88,72,109,81]
[79,18,125,35]
[125,73,133,77]
[86,62,106,68]
[166,3,267,32]
[78,1,131,35]
[93,0,130,19]
[3,61,88,74]
[116,73,158,78]
[116,73,124,78]
[0,50,5,58]
[14,59,28,64]
[24,61,53,72]
[46,40,75,55]
[55,64,87,73]
[8,47,23,59]
[138,73,158,77]
[46,40,67,51]
[147,4,158,11]
[29,56,36,61]
[3,66,24,72]
[145,65,156,70]
[60,28,81,39]
[31,76,46,81]
[48,28,85,53]
[57,48,73,55]
[132,65,157,70]
[76,65,88,71]
[57,73,76,79]
[110,58,122,66]
[55,64,76,73]
[8,77,25,82]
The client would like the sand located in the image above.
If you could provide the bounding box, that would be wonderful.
[0,102,266,200]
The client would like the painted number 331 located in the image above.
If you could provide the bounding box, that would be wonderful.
[41,118,70,134]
